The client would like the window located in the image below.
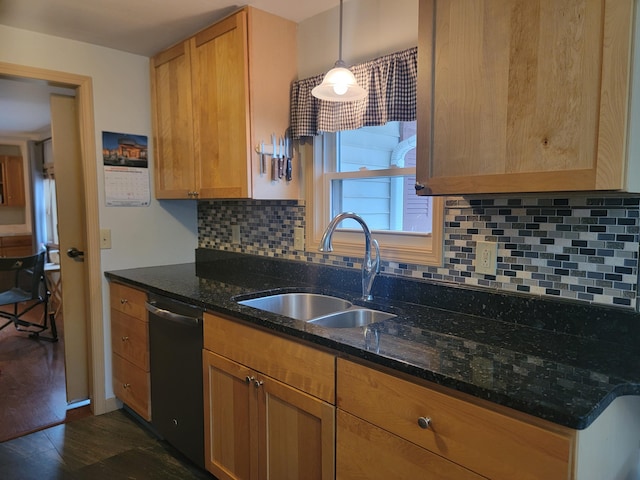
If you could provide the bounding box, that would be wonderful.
[306,121,443,265]
[43,140,58,246]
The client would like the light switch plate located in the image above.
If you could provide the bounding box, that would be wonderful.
[100,229,112,249]
[476,241,497,276]
[232,225,241,245]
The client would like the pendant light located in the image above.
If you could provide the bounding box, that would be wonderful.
[312,0,367,102]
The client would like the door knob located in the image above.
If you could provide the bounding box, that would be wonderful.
[67,247,85,261]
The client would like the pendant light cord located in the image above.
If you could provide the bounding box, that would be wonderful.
[338,0,344,64]
[335,0,345,67]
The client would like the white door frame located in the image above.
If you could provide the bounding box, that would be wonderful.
[0,61,106,415]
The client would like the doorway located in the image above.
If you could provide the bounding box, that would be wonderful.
[0,62,107,430]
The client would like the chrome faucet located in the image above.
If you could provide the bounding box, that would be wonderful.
[318,212,380,301]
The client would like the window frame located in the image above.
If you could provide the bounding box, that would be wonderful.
[305,133,444,266]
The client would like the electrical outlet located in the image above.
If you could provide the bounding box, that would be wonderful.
[476,241,497,276]
[294,227,305,251]
[100,229,112,249]
[232,225,241,245]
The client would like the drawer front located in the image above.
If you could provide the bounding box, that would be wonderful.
[204,313,335,404]
[337,359,573,480]
[111,309,149,371]
[1,235,32,247]
[110,283,147,320]
[337,410,485,480]
[113,353,151,421]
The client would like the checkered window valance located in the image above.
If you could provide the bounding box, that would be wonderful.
[290,46,418,139]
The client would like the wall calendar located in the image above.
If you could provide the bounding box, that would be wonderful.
[102,131,150,206]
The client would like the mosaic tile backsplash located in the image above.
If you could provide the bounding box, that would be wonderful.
[198,196,640,311]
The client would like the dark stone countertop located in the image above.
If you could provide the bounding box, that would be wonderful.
[105,249,640,430]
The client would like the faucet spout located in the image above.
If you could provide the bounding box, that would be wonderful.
[318,212,381,301]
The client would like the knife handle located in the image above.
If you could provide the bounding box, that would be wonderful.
[286,157,292,181]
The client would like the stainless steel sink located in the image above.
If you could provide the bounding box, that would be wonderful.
[237,293,352,321]
[308,308,396,328]
[237,292,395,329]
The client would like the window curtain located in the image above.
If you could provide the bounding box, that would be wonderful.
[290,46,417,139]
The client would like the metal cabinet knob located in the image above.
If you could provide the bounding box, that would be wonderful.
[245,375,255,384]
[121,336,129,342]
[123,383,131,389]
[172,418,178,427]
[417,416,431,429]
[254,379,263,388]
[120,298,128,305]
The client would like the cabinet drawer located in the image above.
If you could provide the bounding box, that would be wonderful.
[111,309,149,371]
[1,235,32,247]
[204,313,335,403]
[113,353,151,421]
[110,283,147,320]
[337,410,484,480]
[337,359,574,480]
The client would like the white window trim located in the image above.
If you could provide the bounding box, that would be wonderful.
[304,136,444,266]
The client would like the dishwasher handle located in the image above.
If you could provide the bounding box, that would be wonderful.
[145,301,201,326]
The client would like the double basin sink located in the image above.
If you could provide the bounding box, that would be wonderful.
[237,292,395,329]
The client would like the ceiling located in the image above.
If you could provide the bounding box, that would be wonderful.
[0,0,338,136]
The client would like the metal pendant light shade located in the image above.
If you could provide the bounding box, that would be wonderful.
[312,0,367,102]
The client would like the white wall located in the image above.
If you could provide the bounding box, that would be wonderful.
[298,0,418,78]
[0,24,198,402]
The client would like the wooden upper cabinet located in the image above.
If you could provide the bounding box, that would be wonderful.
[192,12,250,199]
[151,42,196,199]
[0,155,26,206]
[150,7,300,200]
[416,0,636,195]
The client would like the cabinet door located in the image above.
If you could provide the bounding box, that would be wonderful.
[416,0,634,194]
[259,376,335,480]
[0,156,25,206]
[192,11,251,199]
[203,350,256,480]
[337,410,484,480]
[151,41,196,199]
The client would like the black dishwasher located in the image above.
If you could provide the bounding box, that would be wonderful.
[146,294,204,469]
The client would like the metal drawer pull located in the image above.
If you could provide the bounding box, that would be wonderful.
[120,298,128,304]
[123,383,131,389]
[417,416,431,429]
[121,336,129,342]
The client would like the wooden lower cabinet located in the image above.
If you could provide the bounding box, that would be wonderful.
[203,350,335,480]
[0,235,32,257]
[109,282,151,421]
[337,358,574,480]
[112,353,151,420]
[337,410,484,480]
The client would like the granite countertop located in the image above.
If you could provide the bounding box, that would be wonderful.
[105,250,640,430]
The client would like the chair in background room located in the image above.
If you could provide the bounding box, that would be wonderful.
[0,250,58,342]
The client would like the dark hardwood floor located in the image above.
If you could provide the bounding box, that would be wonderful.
[0,409,213,479]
